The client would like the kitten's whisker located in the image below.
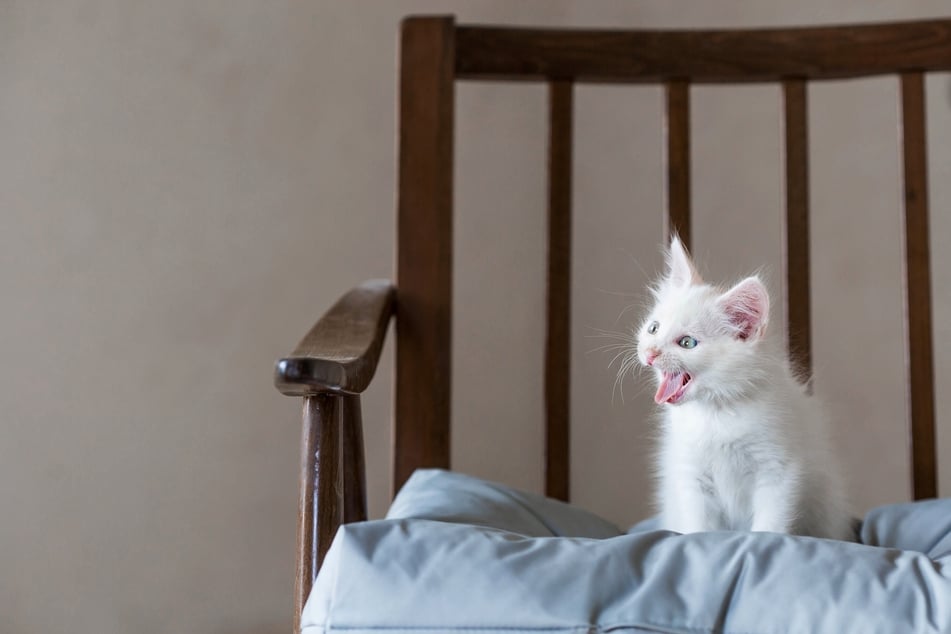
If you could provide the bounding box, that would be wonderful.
[585,336,634,347]
[613,352,646,404]
[608,348,638,368]
[615,303,643,324]
[612,345,640,365]
[586,327,636,339]
[621,251,651,280]
[587,338,635,349]
[613,369,626,404]
[586,342,633,355]
[622,358,641,378]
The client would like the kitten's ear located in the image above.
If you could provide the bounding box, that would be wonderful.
[718,276,770,341]
[666,236,702,287]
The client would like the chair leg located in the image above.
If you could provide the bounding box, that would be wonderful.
[295,394,342,633]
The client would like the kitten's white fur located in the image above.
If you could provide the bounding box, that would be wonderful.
[634,237,854,540]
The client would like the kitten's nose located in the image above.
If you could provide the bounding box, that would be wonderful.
[645,349,660,366]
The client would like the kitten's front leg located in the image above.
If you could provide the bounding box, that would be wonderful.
[751,472,800,534]
[660,470,713,534]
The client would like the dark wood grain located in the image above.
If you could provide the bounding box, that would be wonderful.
[395,16,455,495]
[545,80,573,502]
[342,394,368,523]
[275,280,395,396]
[900,71,938,500]
[665,81,691,249]
[294,394,342,633]
[782,79,812,380]
[456,19,951,83]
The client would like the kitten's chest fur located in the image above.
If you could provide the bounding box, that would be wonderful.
[664,402,791,530]
[688,426,765,529]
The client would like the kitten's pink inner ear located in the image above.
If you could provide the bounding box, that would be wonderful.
[720,277,769,341]
[667,236,703,287]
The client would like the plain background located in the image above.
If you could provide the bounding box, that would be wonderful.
[2,1,950,632]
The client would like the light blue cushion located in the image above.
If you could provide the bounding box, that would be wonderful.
[302,469,951,634]
[386,468,622,538]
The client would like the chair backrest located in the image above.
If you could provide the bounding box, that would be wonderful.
[395,16,951,502]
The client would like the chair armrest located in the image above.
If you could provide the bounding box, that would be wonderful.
[275,279,396,396]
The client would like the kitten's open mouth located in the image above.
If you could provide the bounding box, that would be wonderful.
[655,371,692,405]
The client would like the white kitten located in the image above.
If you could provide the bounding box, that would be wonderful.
[634,237,853,540]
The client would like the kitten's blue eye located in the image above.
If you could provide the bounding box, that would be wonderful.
[678,335,698,349]
[647,321,659,335]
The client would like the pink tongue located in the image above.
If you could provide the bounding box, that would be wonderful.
[654,372,684,404]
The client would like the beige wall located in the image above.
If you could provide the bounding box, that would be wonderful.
[2,1,949,632]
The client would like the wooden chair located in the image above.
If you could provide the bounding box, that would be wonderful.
[275,15,949,631]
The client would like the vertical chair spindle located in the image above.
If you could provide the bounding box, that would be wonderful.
[545,80,573,502]
[782,79,813,380]
[899,71,938,500]
[665,80,691,250]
